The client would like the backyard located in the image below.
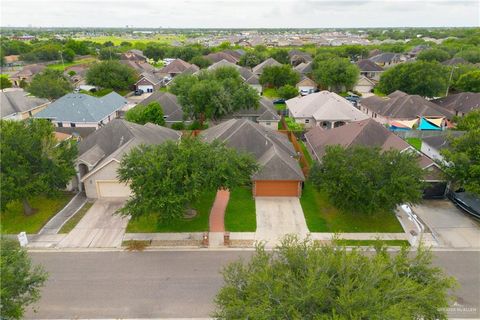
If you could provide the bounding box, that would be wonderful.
[126,190,216,233]
[46,57,98,71]
[406,137,422,151]
[225,187,256,232]
[0,193,74,234]
[301,183,404,233]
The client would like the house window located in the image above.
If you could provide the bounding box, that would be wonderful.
[71,123,76,127]
[266,122,271,126]
[305,119,310,124]
[57,122,63,127]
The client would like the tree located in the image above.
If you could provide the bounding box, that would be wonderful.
[259,65,300,88]
[86,60,137,91]
[377,61,448,97]
[215,236,456,319]
[455,48,480,63]
[239,51,265,68]
[312,57,359,92]
[61,48,75,63]
[270,49,290,64]
[0,75,12,89]
[64,39,91,55]
[277,84,299,99]
[0,237,48,320]
[441,129,480,195]
[455,109,480,131]
[0,119,77,214]
[310,145,424,214]
[125,102,165,126]
[190,55,212,69]
[99,47,120,60]
[144,43,167,61]
[417,48,450,62]
[26,69,72,100]
[117,138,258,223]
[103,40,114,47]
[455,69,480,92]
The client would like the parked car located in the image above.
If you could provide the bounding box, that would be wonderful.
[134,89,144,96]
[273,98,286,104]
[300,89,315,96]
[448,189,480,219]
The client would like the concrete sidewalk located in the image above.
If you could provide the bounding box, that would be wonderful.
[38,193,87,235]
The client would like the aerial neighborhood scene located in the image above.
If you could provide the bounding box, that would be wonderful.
[1,0,480,319]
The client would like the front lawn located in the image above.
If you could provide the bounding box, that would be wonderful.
[1,193,74,234]
[274,102,286,111]
[301,183,404,233]
[406,138,422,151]
[263,88,279,99]
[126,190,217,233]
[47,57,97,71]
[225,187,256,232]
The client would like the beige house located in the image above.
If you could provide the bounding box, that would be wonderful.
[76,120,181,199]
[354,75,376,94]
[296,76,317,92]
[1,89,50,120]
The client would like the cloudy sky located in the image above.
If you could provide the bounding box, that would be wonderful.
[1,0,478,28]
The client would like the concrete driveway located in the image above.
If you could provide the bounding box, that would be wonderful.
[255,197,309,246]
[413,200,480,248]
[58,199,128,248]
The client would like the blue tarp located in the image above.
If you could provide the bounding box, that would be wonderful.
[418,118,441,131]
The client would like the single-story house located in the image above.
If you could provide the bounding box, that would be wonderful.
[294,61,313,76]
[207,59,253,81]
[120,60,156,74]
[10,64,46,87]
[286,91,369,129]
[135,72,162,93]
[245,74,262,94]
[369,53,404,68]
[407,45,429,58]
[359,91,453,127]
[288,50,313,66]
[354,75,376,94]
[296,76,317,92]
[305,118,447,198]
[229,97,280,128]
[356,59,384,81]
[136,91,188,126]
[204,52,238,64]
[201,119,305,197]
[159,59,199,78]
[420,131,464,163]
[34,92,128,130]
[120,49,147,63]
[1,89,50,120]
[432,92,480,117]
[76,119,181,198]
[222,49,245,60]
[252,57,281,75]
[64,65,89,87]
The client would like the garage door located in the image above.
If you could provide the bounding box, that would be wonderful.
[254,181,301,197]
[97,180,132,198]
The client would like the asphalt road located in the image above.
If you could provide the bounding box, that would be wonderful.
[26,250,480,319]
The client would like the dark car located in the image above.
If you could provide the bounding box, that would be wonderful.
[448,189,480,219]
[273,98,286,104]
[134,89,144,96]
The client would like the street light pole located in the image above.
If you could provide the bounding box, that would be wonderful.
[445,65,458,97]
[59,51,65,70]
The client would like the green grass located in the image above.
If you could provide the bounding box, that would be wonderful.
[373,87,387,97]
[301,183,404,233]
[406,138,422,151]
[126,190,217,233]
[334,239,410,247]
[58,202,94,234]
[274,102,286,111]
[1,193,74,234]
[47,57,97,71]
[225,187,256,232]
[298,140,314,166]
[76,35,186,46]
[263,88,279,99]
[285,117,304,131]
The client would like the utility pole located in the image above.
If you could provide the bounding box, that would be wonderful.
[59,51,65,70]
[445,66,458,97]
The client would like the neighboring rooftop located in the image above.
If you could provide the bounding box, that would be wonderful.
[160,59,199,75]
[369,52,402,64]
[252,57,282,75]
[231,97,281,122]
[0,89,49,118]
[432,92,480,115]
[137,91,185,122]
[356,59,384,72]
[34,92,127,123]
[422,131,464,151]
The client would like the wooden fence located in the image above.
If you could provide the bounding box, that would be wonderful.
[278,118,311,177]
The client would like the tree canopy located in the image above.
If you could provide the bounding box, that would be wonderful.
[455,109,480,131]
[0,119,77,214]
[312,57,359,92]
[86,60,137,91]
[377,61,448,97]
[215,236,455,319]
[277,84,299,99]
[0,237,48,320]
[26,69,72,100]
[417,48,451,62]
[0,75,12,89]
[118,138,258,223]
[310,145,424,214]
[238,51,265,68]
[125,101,166,126]
[170,67,260,126]
[259,65,300,88]
[455,69,480,93]
[189,55,212,69]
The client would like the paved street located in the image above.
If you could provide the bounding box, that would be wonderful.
[414,200,480,248]
[27,250,480,319]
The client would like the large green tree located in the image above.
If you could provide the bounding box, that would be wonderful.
[310,146,424,214]
[277,84,299,99]
[86,60,137,91]
[312,57,359,92]
[117,138,258,223]
[0,75,12,89]
[455,109,480,131]
[0,119,77,214]
[125,102,165,126]
[377,61,448,97]
[417,48,451,62]
[215,236,455,319]
[26,69,72,100]
[455,69,480,92]
[0,237,48,320]
[259,65,300,88]
[441,129,480,195]
[238,51,265,68]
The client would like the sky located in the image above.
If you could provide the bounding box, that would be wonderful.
[1,0,479,28]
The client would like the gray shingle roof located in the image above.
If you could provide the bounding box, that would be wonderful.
[356,59,384,72]
[34,92,127,123]
[422,131,464,151]
[432,92,480,114]
[200,119,304,181]
[1,89,49,118]
[231,98,280,122]
[369,53,402,63]
[252,58,281,75]
[137,92,185,122]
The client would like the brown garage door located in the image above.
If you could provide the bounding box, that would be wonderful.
[254,181,301,197]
